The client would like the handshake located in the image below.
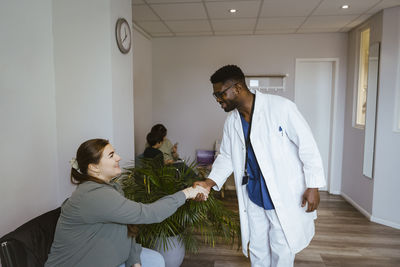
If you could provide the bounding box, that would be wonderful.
[182,185,210,201]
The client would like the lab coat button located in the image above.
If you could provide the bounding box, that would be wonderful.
[244,210,246,213]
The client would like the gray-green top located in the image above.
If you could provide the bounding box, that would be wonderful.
[159,138,179,162]
[45,181,186,267]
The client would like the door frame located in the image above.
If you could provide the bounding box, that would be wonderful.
[295,58,340,194]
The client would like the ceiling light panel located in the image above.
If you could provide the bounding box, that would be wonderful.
[313,0,380,15]
[151,3,207,20]
[206,1,261,19]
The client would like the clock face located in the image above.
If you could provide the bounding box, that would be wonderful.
[116,18,131,54]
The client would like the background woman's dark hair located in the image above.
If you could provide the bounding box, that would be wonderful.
[150,124,167,138]
[146,131,164,147]
[71,138,109,185]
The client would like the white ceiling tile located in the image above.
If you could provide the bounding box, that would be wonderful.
[344,14,373,29]
[147,0,200,3]
[165,20,211,32]
[256,17,305,30]
[296,28,340,33]
[151,3,207,20]
[136,21,171,33]
[340,27,353,32]
[255,28,297,34]
[151,32,175,37]
[175,31,213,36]
[214,30,253,35]
[132,5,159,21]
[133,0,400,37]
[212,18,257,31]
[301,15,358,28]
[132,0,145,4]
[367,0,400,14]
[313,0,380,16]
[260,0,320,17]
[206,1,261,19]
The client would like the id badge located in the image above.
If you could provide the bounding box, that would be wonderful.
[242,174,249,185]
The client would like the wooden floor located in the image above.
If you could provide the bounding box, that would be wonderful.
[181,191,400,267]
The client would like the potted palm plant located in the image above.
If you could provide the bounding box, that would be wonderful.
[119,158,241,267]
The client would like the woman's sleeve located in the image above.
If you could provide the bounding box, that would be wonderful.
[126,239,142,266]
[80,186,186,224]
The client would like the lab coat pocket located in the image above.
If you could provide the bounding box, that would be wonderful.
[266,131,285,161]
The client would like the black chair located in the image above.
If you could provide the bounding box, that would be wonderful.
[0,207,61,267]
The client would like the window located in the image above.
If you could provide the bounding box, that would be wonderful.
[355,28,370,127]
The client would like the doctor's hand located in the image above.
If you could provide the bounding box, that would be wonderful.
[301,188,320,212]
[193,179,216,201]
[182,185,209,200]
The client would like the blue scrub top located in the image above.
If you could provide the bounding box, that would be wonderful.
[240,113,275,210]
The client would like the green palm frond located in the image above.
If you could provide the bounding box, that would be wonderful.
[119,158,241,253]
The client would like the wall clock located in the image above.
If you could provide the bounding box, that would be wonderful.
[115,18,131,54]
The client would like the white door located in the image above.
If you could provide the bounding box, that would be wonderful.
[295,60,335,191]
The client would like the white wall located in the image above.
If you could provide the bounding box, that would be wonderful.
[53,0,114,201]
[111,0,135,164]
[53,0,134,201]
[133,28,153,156]
[0,0,59,237]
[152,34,348,193]
[0,0,134,236]
[341,12,382,215]
[371,6,400,228]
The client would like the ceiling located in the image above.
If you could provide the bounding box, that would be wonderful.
[132,0,400,37]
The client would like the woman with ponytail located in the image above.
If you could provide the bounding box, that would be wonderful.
[45,139,208,267]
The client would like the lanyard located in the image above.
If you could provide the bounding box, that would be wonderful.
[242,94,256,185]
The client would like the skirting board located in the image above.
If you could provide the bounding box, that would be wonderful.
[341,192,372,220]
[371,216,400,230]
[341,192,400,230]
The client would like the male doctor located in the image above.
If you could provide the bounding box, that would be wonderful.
[195,65,326,267]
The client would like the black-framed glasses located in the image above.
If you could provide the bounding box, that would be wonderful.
[213,82,239,100]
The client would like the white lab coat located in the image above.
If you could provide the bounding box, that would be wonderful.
[208,91,326,256]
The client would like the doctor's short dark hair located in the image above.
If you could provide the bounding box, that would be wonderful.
[210,64,245,84]
[147,131,164,147]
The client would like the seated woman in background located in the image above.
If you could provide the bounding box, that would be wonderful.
[150,124,179,165]
[143,130,164,166]
[45,138,207,267]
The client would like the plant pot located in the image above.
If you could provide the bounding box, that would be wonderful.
[153,236,185,267]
